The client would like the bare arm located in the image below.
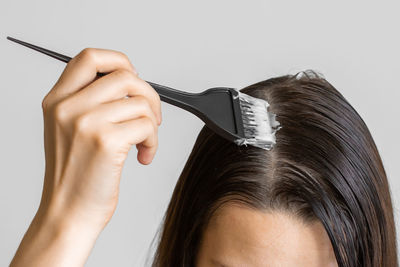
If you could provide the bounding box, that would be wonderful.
[10,48,162,267]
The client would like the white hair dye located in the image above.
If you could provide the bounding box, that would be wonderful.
[233,90,282,150]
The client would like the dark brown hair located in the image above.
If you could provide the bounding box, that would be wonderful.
[150,70,398,267]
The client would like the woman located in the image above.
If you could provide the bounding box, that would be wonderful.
[10,48,397,267]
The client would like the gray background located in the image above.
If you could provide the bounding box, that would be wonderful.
[0,0,399,266]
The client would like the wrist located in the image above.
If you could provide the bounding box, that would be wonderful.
[10,202,104,267]
[37,198,107,234]
[40,170,117,230]
[37,203,104,242]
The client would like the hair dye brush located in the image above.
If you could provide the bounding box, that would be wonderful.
[6,36,281,150]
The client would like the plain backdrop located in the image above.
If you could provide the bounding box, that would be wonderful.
[0,0,399,266]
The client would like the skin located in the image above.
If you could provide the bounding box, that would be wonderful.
[10,48,162,267]
[9,47,337,267]
[196,203,338,267]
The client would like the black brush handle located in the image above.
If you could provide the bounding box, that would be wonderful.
[6,36,200,113]
[6,36,248,145]
[99,73,202,114]
[145,81,201,112]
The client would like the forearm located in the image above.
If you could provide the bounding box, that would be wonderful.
[9,47,155,267]
[10,203,104,267]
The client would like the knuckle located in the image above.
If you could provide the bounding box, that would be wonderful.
[114,68,134,81]
[147,124,159,149]
[135,95,150,109]
[137,98,156,124]
[116,51,136,72]
[53,100,70,124]
[76,48,96,63]
[131,95,156,119]
[74,113,93,134]
[152,89,161,104]
[116,51,130,63]
[149,85,161,102]
[93,130,117,151]
[143,80,161,103]
[41,95,50,111]
[144,116,157,134]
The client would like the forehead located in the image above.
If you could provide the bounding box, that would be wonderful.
[195,202,337,267]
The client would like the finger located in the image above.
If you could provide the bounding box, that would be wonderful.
[137,143,158,165]
[69,69,161,124]
[113,117,158,164]
[86,95,158,127]
[54,48,137,96]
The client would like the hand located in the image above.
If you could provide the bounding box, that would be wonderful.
[10,48,162,267]
[40,47,161,227]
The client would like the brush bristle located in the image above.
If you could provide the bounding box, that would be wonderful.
[234,90,282,150]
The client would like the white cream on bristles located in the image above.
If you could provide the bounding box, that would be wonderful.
[233,90,282,150]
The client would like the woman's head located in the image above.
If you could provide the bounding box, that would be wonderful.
[151,70,397,267]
